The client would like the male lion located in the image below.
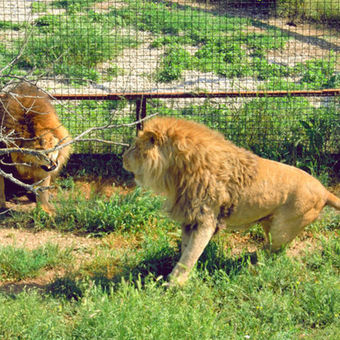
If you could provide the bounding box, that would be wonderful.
[123,117,340,286]
[0,82,72,215]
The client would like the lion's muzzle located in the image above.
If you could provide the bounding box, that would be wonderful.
[41,160,59,172]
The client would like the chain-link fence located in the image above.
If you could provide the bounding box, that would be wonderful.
[1,1,339,170]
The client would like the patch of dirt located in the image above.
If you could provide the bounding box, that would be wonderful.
[221,230,322,258]
[0,226,101,294]
[0,228,99,251]
[286,234,322,257]
[93,0,127,12]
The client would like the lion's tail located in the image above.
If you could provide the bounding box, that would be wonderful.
[326,191,340,210]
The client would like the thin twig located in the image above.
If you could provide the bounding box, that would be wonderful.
[0,168,49,194]
[0,23,37,75]
[42,112,159,153]
[77,139,129,146]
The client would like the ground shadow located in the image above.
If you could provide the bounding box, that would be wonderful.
[162,0,339,52]
[197,241,259,277]
[0,241,261,299]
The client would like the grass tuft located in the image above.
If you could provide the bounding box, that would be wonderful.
[0,243,72,281]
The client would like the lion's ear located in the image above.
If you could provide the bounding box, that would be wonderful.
[143,130,163,146]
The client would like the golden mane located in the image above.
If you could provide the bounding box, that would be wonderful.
[135,117,258,222]
[0,82,71,215]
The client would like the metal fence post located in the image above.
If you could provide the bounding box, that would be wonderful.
[136,96,147,134]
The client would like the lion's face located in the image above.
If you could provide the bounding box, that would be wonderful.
[11,132,60,176]
[123,127,170,190]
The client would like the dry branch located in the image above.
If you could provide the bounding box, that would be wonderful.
[0,22,159,199]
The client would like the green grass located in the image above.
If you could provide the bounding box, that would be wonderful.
[118,0,249,37]
[0,243,72,281]
[0,0,337,88]
[51,186,168,235]
[127,1,292,82]
[123,1,336,85]
[14,12,136,84]
[5,186,172,236]
[0,219,339,338]
[156,45,194,82]
[0,183,339,338]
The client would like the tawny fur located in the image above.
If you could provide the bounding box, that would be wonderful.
[0,82,72,215]
[123,117,340,286]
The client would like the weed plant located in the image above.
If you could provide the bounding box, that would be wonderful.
[156,45,193,82]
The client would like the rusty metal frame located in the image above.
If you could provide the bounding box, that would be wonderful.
[1,88,339,133]
[52,89,340,131]
[53,89,340,101]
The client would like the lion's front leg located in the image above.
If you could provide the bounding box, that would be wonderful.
[36,176,55,216]
[181,223,191,254]
[170,216,217,286]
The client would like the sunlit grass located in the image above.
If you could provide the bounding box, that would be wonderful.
[0,243,73,281]
[0,183,339,338]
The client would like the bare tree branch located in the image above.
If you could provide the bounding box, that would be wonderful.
[0,168,48,195]
[75,139,129,146]
[0,28,34,75]
[0,22,161,205]
[45,111,158,154]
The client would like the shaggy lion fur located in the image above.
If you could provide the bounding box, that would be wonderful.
[0,82,71,215]
[123,117,340,285]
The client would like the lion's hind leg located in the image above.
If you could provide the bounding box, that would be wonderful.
[265,205,324,251]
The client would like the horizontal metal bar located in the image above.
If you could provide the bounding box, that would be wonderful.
[51,89,340,101]
[1,89,339,100]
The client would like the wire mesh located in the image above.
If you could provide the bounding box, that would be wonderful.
[0,0,339,163]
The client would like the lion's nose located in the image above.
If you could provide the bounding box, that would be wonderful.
[41,160,58,172]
